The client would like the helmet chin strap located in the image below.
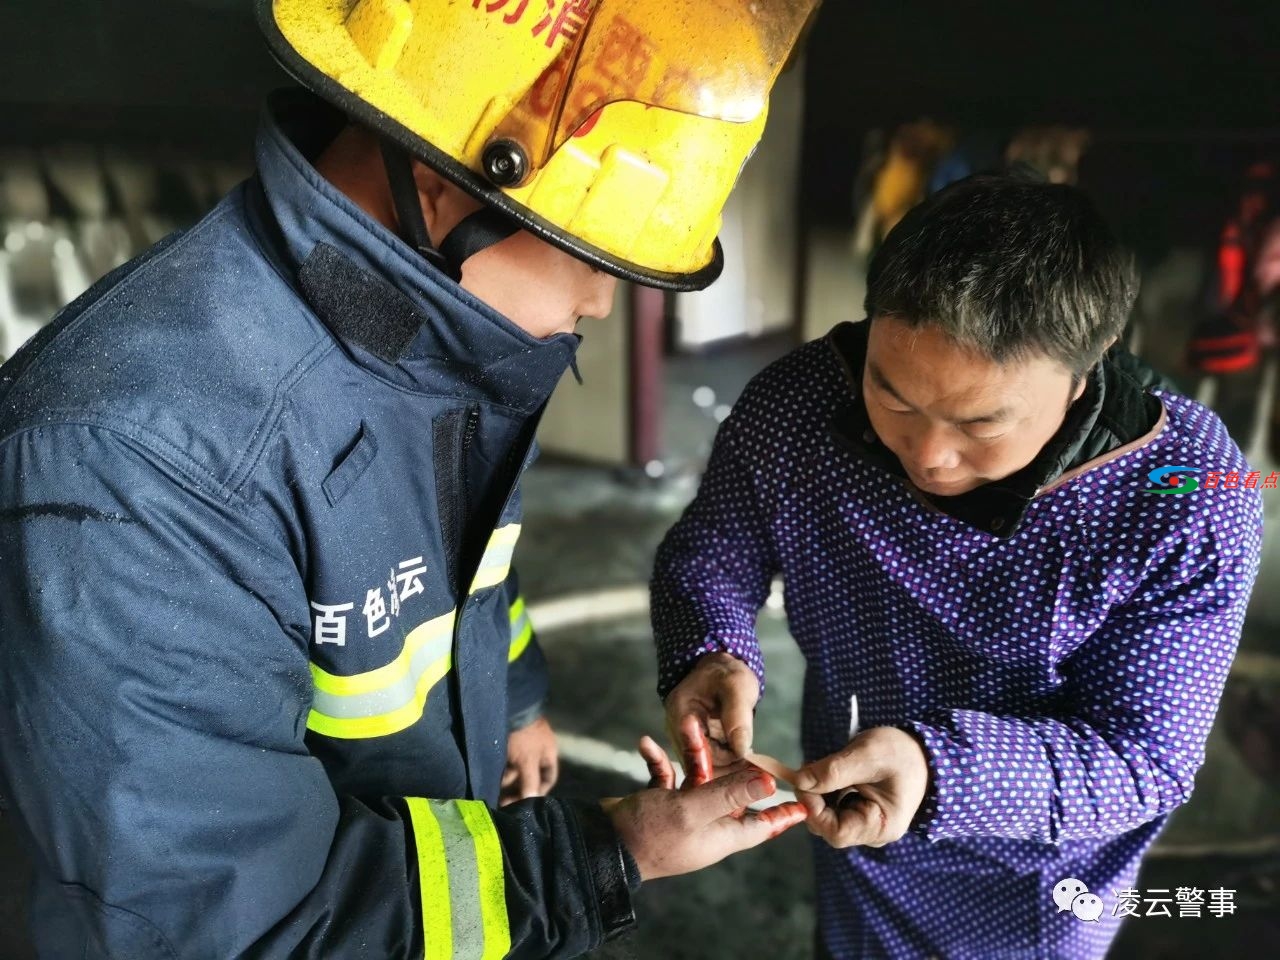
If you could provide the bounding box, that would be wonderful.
[378,138,578,371]
[380,139,519,284]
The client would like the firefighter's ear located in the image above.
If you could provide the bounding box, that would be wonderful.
[410,164,449,232]
[410,163,481,247]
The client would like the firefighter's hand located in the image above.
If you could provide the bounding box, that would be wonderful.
[792,727,930,849]
[664,652,760,773]
[603,738,807,881]
[500,716,559,806]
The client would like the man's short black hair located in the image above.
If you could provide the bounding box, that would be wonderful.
[864,173,1138,377]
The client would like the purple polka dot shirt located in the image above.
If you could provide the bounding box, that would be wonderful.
[651,336,1263,959]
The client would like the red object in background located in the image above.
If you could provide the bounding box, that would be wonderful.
[1187,160,1279,376]
[1187,307,1262,374]
[1217,222,1247,307]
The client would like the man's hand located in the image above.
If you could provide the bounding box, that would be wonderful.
[792,727,930,848]
[603,737,807,881]
[500,716,559,806]
[663,652,760,772]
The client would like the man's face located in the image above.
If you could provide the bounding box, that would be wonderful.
[863,315,1084,496]
[316,134,618,337]
[461,230,618,339]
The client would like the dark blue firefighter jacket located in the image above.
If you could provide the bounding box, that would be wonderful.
[0,90,637,959]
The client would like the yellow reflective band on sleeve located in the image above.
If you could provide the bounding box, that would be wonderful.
[507,596,534,664]
[468,524,522,593]
[307,611,455,739]
[458,801,512,960]
[406,798,453,960]
[406,799,512,960]
[308,524,525,739]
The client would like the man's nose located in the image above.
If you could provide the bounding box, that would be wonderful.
[913,422,961,471]
[581,272,618,320]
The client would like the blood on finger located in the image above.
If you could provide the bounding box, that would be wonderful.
[680,714,714,787]
[753,801,809,839]
[744,751,801,788]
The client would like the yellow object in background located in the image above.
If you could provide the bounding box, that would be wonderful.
[871,120,954,241]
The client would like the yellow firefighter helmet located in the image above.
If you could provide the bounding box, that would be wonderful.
[257,0,820,290]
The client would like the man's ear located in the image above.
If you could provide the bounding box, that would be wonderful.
[1071,375,1089,404]
[1074,335,1121,400]
[410,163,449,241]
[410,164,484,249]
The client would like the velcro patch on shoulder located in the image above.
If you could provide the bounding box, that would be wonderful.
[298,242,423,363]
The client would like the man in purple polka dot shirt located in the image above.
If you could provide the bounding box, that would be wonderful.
[650,174,1264,958]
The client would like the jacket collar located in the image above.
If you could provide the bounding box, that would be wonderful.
[247,89,577,413]
[827,320,1166,539]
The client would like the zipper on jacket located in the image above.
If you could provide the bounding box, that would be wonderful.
[450,403,549,798]
[460,408,479,481]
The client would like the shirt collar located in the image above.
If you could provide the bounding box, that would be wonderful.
[827,320,1161,539]
[248,89,578,413]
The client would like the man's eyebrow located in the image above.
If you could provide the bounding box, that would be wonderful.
[866,362,910,406]
[957,408,1013,426]
[869,360,1012,425]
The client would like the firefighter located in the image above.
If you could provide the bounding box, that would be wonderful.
[0,1,819,956]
